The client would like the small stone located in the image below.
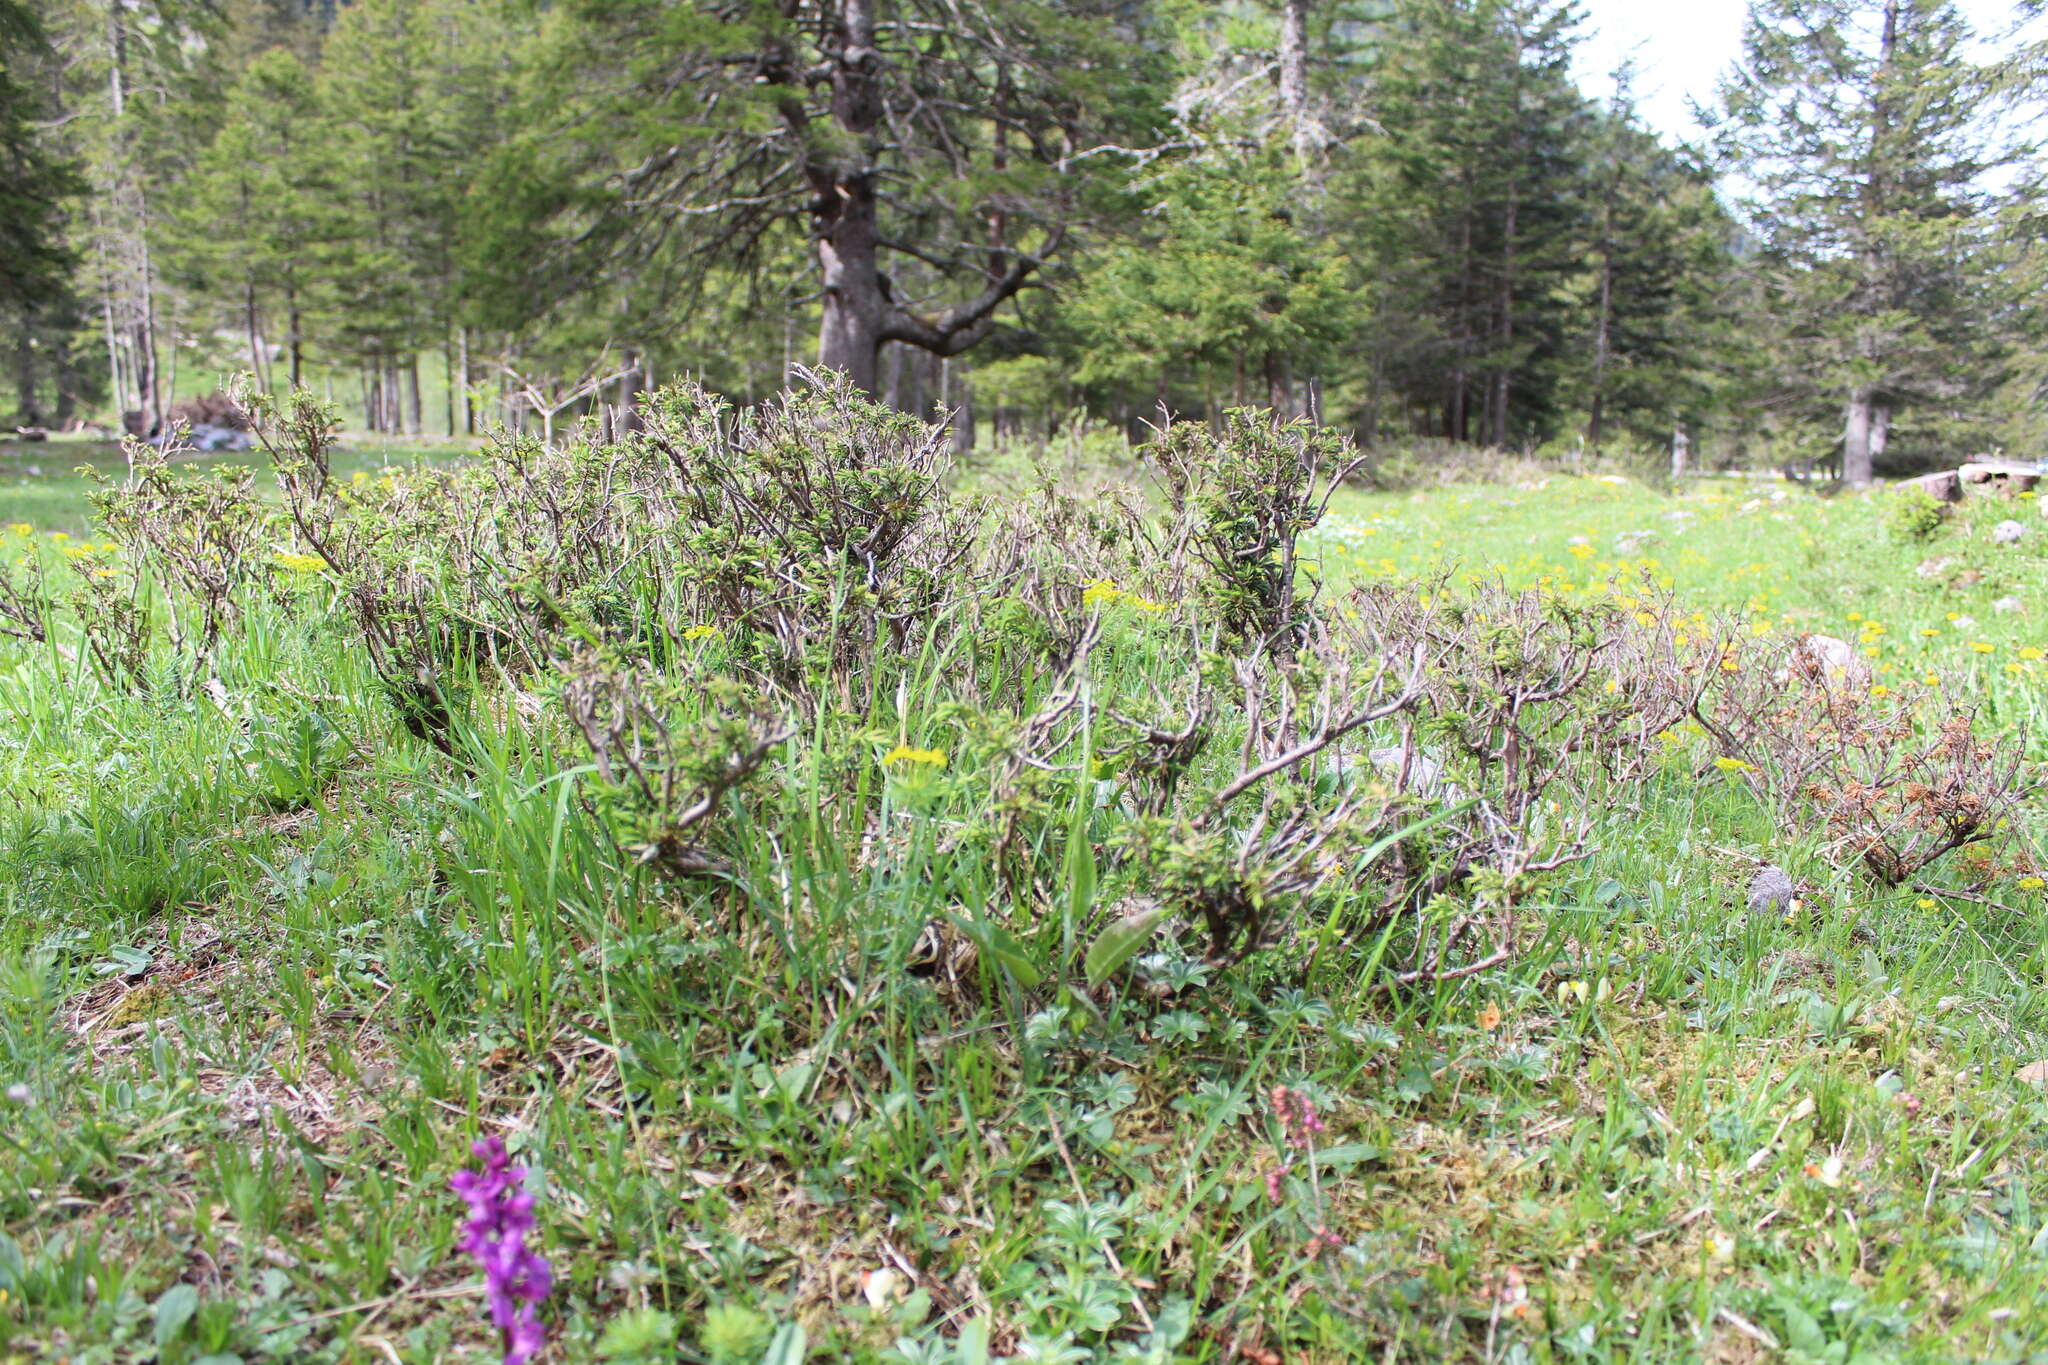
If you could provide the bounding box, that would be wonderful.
[4,1083,31,1105]
[1747,865,1796,915]
[1914,556,1954,579]
[1787,633,1873,686]
[1992,519,2027,545]
[1994,596,2023,614]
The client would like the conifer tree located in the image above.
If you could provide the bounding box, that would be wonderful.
[1,0,86,425]
[1573,86,1733,451]
[1712,0,2028,485]
[484,0,1173,395]
[1342,0,1590,445]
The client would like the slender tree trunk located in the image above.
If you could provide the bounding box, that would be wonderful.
[1490,183,1517,449]
[1843,386,1876,488]
[13,327,41,427]
[406,354,423,436]
[1264,350,1289,420]
[1587,248,1613,452]
[161,322,177,422]
[1278,0,1315,169]
[1670,422,1689,479]
[286,285,304,389]
[131,322,157,434]
[457,326,473,434]
[245,283,266,394]
[55,342,79,425]
[619,347,644,434]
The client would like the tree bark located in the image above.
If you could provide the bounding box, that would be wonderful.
[13,327,40,426]
[793,0,1051,393]
[1843,385,1876,488]
[457,325,473,434]
[245,282,266,395]
[407,354,423,436]
[286,286,304,389]
[1278,0,1314,169]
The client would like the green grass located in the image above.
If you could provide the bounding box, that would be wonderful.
[1,457,2046,1365]
[0,434,473,535]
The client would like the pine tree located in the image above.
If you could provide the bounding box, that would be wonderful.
[1064,155,1354,416]
[0,0,77,316]
[1712,0,2028,485]
[1341,0,1591,446]
[1,0,86,425]
[1571,84,1734,452]
[167,49,325,394]
[485,0,1173,395]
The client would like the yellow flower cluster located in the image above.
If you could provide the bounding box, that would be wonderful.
[881,744,947,768]
[1081,579,1168,614]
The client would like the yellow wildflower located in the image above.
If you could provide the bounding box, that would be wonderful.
[881,745,947,768]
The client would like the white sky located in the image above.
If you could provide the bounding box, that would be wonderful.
[1573,0,2044,147]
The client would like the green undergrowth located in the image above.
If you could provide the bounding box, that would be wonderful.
[0,391,2045,1365]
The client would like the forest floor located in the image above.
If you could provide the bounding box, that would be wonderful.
[3,447,2048,1365]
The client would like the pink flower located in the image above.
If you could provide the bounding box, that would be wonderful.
[451,1137,552,1365]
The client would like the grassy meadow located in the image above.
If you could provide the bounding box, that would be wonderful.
[2,391,2047,1365]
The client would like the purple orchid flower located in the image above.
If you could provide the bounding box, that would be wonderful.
[451,1136,553,1365]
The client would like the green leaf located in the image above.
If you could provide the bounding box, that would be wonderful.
[1307,1142,1381,1168]
[154,1283,200,1348]
[946,912,1042,989]
[1085,901,1166,989]
[954,1318,991,1365]
[1778,1300,1827,1354]
[1063,819,1098,931]
[759,1322,808,1365]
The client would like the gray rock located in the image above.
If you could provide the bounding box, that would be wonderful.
[1896,470,1961,503]
[1992,519,2027,545]
[1747,865,1796,915]
[1788,633,1873,687]
[1368,746,1463,801]
[1960,459,2041,493]
[1995,596,2023,614]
